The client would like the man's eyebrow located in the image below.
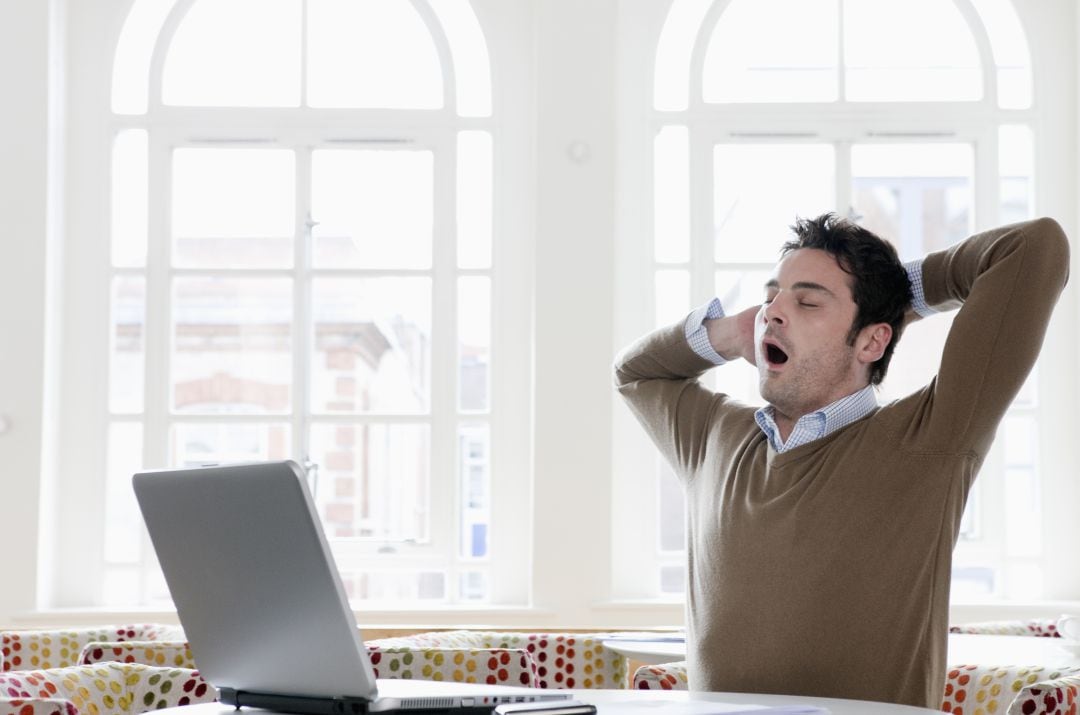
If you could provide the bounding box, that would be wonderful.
[763,279,837,297]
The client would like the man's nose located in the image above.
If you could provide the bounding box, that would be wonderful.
[762,297,786,325]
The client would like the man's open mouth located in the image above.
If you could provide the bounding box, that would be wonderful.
[765,342,789,365]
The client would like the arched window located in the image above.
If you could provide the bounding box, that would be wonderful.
[616,0,1056,604]
[60,0,527,609]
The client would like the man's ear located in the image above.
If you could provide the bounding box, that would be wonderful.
[856,323,893,365]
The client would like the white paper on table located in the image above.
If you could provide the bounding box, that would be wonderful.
[609,701,827,715]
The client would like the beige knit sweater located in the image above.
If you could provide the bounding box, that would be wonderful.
[614,218,1069,707]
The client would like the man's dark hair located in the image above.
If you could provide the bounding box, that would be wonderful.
[781,212,912,386]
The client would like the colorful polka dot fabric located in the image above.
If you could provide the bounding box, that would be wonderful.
[943,664,1080,715]
[950,620,1063,638]
[0,696,79,715]
[1008,671,1080,715]
[366,632,629,689]
[367,647,537,687]
[632,661,688,690]
[0,662,216,715]
[78,643,195,670]
[1,627,185,672]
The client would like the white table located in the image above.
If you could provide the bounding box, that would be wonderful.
[604,634,1080,668]
[163,690,941,715]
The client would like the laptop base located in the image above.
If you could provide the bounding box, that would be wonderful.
[219,687,498,715]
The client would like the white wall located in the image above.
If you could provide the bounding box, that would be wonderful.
[530,0,618,625]
[0,0,59,624]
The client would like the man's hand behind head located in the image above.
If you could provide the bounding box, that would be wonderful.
[705,304,760,365]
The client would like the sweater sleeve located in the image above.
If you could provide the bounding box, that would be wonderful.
[914,217,1070,457]
[613,321,753,479]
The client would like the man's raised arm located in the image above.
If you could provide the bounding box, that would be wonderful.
[908,217,1069,457]
[613,303,759,476]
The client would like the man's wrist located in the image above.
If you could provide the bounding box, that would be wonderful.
[685,298,727,365]
[904,259,937,318]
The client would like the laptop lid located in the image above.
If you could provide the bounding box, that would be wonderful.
[134,460,378,700]
[134,460,571,713]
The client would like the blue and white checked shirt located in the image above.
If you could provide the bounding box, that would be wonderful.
[684,259,935,452]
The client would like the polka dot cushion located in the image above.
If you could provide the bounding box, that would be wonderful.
[1009,672,1080,715]
[0,697,79,715]
[77,643,195,670]
[367,647,537,687]
[632,661,688,691]
[0,663,216,715]
[367,632,628,689]
[942,664,1080,715]
[1,627,185,672]
[950,620,1063,638]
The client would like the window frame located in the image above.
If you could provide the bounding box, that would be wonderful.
[612,0,1080,607]
[53,0,532,611]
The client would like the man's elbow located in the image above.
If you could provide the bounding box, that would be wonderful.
[1028,216,1071,288]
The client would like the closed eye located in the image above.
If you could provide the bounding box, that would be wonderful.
[798,302,818,308]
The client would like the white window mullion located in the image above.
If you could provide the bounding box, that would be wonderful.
[143,130,175,470]
[688,123,714,308]
[975,125,999,229]
[137,129,175,600]
[836,139,852,218]
[294,140,313,471]
[430,131,459,598]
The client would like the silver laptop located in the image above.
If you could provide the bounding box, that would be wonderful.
[133,460,573,714]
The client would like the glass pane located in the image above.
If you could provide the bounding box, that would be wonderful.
[162,0,301,107]
[340,571,445,602]
[714,144,835,263]
[110,276,145,414]
[716,269,771,310]
[844,0,981,102]
[703,0,838,103]
[459,424,490,559]
[1013,371,1037,408]
[654,0,713,111]
[427,1,492,117]
[1003,415,1036,466]
[104,422,144,564]
[657,459,684,553]
[1003,563,1043,600]
[458,277,490,412]
[311,278,431,414]
[655,126,690,263]
[112,129,148,267]
[851,143,974,259]
[457,131,493,269]
[951,566,995,599]
[172,278,293,414]
[102,568,143,608]
[999,125,1034,226]
[172,148,295,268]
[312,150,433,269]
[881,313,955,403]
[659,565,685,595]
[1002,470,1036,561]
[655,270,689,329]
[307,0,442,109]
[112,0,180,114]
[171,422,291,466]
[958,484,979,540]
[970,0,1032,108]
[459,571,488,602]
[310,423,430,542]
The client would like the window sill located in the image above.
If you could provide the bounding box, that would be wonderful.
[7,605,556,632]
